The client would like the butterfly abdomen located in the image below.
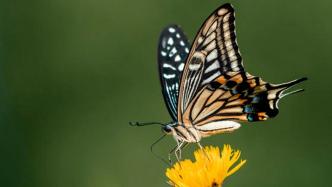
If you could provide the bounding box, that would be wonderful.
[171,125,202,143]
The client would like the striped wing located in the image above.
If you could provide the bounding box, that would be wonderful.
[177,3,306,133]
[158,25,190,121]
[183,72,306,134]
[178,3,243,121]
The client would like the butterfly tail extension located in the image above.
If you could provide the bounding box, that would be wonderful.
[245,77,307,122]
[275,77,308,98]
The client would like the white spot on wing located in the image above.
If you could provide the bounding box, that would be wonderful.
[161,51,167,56]
[174,55,181,62]
[168,27,175,33]
[178,63,184,71]
[176,33,181,38]
[180,41,185,46]
[169,47,177,57]
[185,48,189,53]
[163,74,176,79]
[167,37,174,45]
[163,63,176,70]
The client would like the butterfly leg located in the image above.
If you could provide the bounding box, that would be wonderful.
[174,141,184,162]
[175,142,189,162]
[168,144,178,164]
[168,141,188,163]
[168,139,182,164]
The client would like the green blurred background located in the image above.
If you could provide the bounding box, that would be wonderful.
[0,0,330,186]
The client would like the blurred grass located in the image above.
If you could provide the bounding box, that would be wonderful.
[0,0,331,186]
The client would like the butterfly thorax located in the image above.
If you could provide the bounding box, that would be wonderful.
[163,122,201,143]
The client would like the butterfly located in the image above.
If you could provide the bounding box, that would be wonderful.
[131,3,306,159]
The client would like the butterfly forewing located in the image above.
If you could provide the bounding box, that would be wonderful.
[178,4,243,121]
[158,25,190,121]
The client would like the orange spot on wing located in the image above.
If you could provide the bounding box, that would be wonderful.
[230,74,243,83]
[216,76,227,84]
[247,79,257,88]
[257,112,268,120]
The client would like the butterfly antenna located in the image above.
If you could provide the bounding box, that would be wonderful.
[150,134,171,167]
[129,121,165,126]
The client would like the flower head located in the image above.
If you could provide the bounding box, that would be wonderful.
[166,145,246,187]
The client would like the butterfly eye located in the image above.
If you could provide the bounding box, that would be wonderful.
[162,125,173,133]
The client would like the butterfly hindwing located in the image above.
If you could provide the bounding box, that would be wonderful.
[189,72,306,124]
[158,25,190,121]
[181,71,306,136]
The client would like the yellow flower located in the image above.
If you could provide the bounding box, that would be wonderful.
[166,145,246,187]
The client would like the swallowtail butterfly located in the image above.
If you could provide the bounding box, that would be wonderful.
[132,3,306,157]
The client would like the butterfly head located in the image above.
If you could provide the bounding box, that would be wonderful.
[162,122,177,134]
[162,125,172,134]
